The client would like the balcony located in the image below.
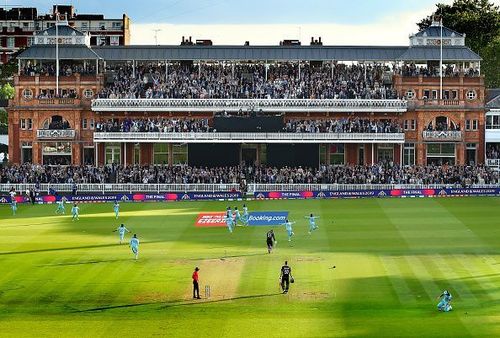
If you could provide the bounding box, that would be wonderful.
[37,129,76,140]
[38,98,76,105]
[91,98,408,113]
[486,159,500,169]
[93,132,405,144]
[422,131,462,142]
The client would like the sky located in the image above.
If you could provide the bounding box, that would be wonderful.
[11,0,461,45]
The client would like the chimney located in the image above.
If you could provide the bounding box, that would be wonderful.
[319,37,322,44]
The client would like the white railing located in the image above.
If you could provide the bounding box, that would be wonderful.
[0,183,240,194]
[93,132,406,144]
[2,183,499,194]
[422,131,462,141]
[486,159,500,170]
[249,183,500,192]
[91,98,408,112]
[37,129,76,139]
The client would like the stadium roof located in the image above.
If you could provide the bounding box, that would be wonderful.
[486,89,500,109]
[18,44,481,62]
[414,25,464,38]
[398,46,481,61]
[18,45,100,60]
[34,24,86,37]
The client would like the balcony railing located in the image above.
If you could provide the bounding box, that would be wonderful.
[37,129,76,139]
[93,132,406,144]
[91,98,408,112]
[486,159,500,169]
[38,98,76,105]
[422,131,462,142]
[1,183,498,194]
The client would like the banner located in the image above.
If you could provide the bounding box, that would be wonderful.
[195,212,227,227]
[254,188,500,200]
[0,191,242,204]
[247,211,289,226]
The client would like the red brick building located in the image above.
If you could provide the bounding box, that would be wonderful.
[0,5,129,64]
[8,21,486,167]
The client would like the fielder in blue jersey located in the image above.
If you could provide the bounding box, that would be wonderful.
[306,213,320,234]
[130,234,140,260]
[437,290,453,312]
[234,207,242,226]
[113,223,130,244]
[55,200,65,214]
[71,203,80,221]
[10,198,17,216]
[113,201,120,219]
[242,204,249,225]
[225,213,234,233]
[281,219,296,241]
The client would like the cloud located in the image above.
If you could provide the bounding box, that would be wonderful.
[130,5,447,46]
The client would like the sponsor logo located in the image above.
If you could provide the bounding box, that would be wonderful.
[195,212,227,227]
[248,211,289,226]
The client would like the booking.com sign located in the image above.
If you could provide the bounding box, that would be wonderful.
[247,211,289,226]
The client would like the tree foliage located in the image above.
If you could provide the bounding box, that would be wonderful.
[417,0,500,87]
[0,83,14,100]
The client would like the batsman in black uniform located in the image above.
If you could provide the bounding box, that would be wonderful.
[279,261,293,294]
[266,229,276,254]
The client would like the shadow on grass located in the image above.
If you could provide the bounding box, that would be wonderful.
[38,258,132,267]
[78,293,280,313]
[0,240,166,256]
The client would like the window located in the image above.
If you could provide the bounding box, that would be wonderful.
[133,144,140,165]
[466,143,477,165]
[451,90,458,99]
[22,88,33,100]
[83,89,94,99]
[105,144,121,165]
[427,143,455,156]
[20,118,32,130]
[112,22,122,29]
[432,90,438,99]
[404,120,416,131]
[465,119,478,131]
[466,90,477,100]
[27,37,34,46]
[405,89,415,99]
[423,90,430,100]
[82,119,88,129]
[329,144,345,165]
[7,37,14,48]
[21,142,32,163]
[377,144,394,162]
[80,22,88,29]
[89,119,95,130]
[153,143,168,165]
[172,144,188,164]
[403,143,415,166]
[319,145,327,165]
[486,115,500,129]
[83,147,95,165]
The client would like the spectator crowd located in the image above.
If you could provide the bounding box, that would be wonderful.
[93,117,402,134]
[96,118,211,133]
[98,62,398,100]
[1,163,498,187]
[283,118,402,133]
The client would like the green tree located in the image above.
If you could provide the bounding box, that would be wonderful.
[0,83,14,100]
[417,0,500,87]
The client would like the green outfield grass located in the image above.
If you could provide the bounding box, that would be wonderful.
[0,197,499,337]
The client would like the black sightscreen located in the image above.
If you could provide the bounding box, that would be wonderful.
[188,144,240,167]
[267,144,319,168]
